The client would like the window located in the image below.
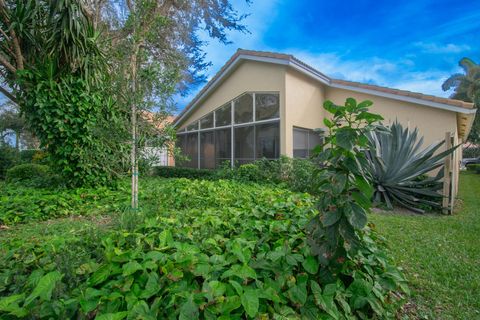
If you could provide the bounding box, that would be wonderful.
[234,93,253,124]
[256,122,280,159]
[185,133,198,168]
[293,127,323,158]
[215,128,231,167]
[176,134,186,152]
[215,103,231,127]
[256,93,279,121]
[177,92,280,169]
[200,131,215,169]
[200,113,214,129]
[186,121,198,131]
[234,125,254,165]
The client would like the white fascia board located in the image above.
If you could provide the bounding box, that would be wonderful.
[288,59,330,84]
[330,82,477,115]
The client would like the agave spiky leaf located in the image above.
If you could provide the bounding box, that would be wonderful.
[365,122,457,213]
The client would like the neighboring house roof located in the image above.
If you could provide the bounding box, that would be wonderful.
[174,49,476,128]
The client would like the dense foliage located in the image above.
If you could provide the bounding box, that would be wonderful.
[17,71,128,186]
[0,0,130,187]
[216,157,317,193]
[5,164,57,188]
[152,166,217,180]
[463,146,480,158]
[0,178,408,319]
[365,122,456,213]
[466,163,480,174]
[0,146,45,179]
[0,182,127,226]
[155,157,317,193]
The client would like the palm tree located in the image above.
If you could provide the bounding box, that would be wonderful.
[443,58,480,143]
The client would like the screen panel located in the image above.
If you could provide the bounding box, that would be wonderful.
[234,125,254,164]
[200,131,215,169]
[215,103,232,127]
[255,93,279,121]
[256,122,280,159]
[234,93,253,124]
[215,128,231,167]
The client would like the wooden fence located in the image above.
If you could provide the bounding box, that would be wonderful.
[442,131,459,214]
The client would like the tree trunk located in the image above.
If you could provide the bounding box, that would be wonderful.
[130,47,139,210]
[14,129,19,151]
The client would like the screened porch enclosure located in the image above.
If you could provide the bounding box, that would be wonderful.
[177,92,280,169]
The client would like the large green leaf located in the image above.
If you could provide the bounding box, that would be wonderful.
[24,271,62,305]
[302,256,319,274]
[95,312,128,320]
[240,288,259,318]
[179,295,199,320]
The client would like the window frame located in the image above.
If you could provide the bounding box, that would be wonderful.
[292,126,323,159]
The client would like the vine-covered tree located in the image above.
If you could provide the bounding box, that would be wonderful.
[0,0,128,186]
[442,57,480,144]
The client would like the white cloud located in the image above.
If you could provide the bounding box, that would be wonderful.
[284,50,454,97]
[413,42,471,54]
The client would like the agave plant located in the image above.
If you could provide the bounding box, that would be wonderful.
[365,122,457,213]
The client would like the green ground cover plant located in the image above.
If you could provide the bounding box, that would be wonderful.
[0,182,128,225]
[0,178,407,319]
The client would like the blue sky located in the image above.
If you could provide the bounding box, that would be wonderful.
[176,0,480,111]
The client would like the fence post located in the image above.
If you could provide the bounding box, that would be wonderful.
[442,132,452,214]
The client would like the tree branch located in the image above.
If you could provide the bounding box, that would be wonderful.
[0,51,15,73]
[0,85,16,103]
[0,0,23,70]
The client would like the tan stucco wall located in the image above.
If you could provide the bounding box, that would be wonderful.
[325,87,458,147]
[284,69,326,156]
[177,60,287,137]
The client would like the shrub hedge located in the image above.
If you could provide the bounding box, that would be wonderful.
[5,163,60,188]
[152,166,216,180]
[154,156,317,193]
[463,146,480,159]
[466,163,480,173]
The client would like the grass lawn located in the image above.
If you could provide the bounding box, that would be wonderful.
[371,172,480,319]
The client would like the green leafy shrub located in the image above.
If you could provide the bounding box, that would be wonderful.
[31,150,48,164]
[0,183,128,225]
[0,145,19,179]
[466,163,480,173]
[5,163,61,188]
[0,178,408,319]
[153,166,216,179]
[19,149,38,163]
[307,99,409,316]
[365,122,456,213]
[215,156,317,193]
[463,146,480,159]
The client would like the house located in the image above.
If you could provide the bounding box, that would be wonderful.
[173,49,476,172]
[142,113,175,167]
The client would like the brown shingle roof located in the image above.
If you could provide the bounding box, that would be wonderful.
[174,49,475,125]
[331,79,474,109]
